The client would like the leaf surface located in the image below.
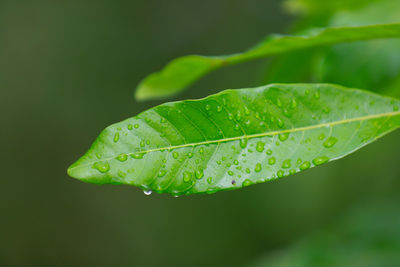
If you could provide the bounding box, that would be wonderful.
[135,23,400,100]
[69,84,400,196]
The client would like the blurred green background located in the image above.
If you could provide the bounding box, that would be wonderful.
[1,0,400,266]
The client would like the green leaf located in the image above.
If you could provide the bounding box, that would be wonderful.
[135,23,400,101]
[283,0,380,15]
[69,84,400,196]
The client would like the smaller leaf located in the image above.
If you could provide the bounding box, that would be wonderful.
[135,23,400,101]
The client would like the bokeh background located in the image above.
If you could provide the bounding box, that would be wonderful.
[1,0,400,266]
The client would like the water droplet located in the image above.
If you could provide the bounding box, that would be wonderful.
[127,124,133,130]
[289,169,296,175]
[268,157,276,165]
[323,107,330,114]
[277,170,284,178]
[216,106,222,112]
[266,149,273,155]
[173,152,179,159]
[313,156,329,166]
[233,160,239,165]
[277,118,284,128]
[158,170,167,177]
[95,153,102,159]
[244,106,250,115]
[282,159,291,169]
[228,113,234,120]
[116,154,128,162]
[323,136,338,148]
[132,152,144,159]
[256,141,265,152]
[242,179,253,187]
[314,91,320,99]
[305,89,310,95]
[143,189,152,195]
[300,161,311,170]
[318,133,326,140]
[140,140,145,147]
[118,170,126,178]
[245,168,251,174]
[195,169,204,179]
[217,160,222,165]
[93,161,110,173]
[207,177,213,184]
[236,111,242,121]
[113,132,120,143]
[240,138,248,148]
[160,118,166,123]
[183,172,192,182]
[187,152,193,158]
[234,124,240,131]
[278,132,289,142]
[199,147,204,154]
[134,124,139,129]
[394,106,399,111]
[205,104,211,111]
[276,98,283,107]
[146,140,150,145]
[255,163,262,172]
[228,171,234,176]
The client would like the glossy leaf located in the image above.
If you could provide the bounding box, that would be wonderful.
[68,84,400,196]
[135,23,400,101]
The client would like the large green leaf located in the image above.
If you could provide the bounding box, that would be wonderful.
[68,84,400,196]
[135,23,400,101]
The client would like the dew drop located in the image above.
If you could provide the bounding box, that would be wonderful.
[256,141,265,152]
[314,91,320,99]
[143,189,152,195]
[183,172,192,182]
[146,140,150,145]
[160,118,166,123]
[276,98,283,107]
[242,179,253,187]
[300,161,311,170]
[205,104,211,111]
[132,152,144,159]
[233,160,239,165]
[116,153,128,162]
[323,107,330,114]
[323,136,338,148]
[228,171,234,176]
[140,140,145,147]
[266,149,273,155]
[318,133,326,140]
[113,132,120,143]
[255,163,262,172]
[207,177,213,184]
[134,124,139,129]
[93,161,110,173]
[236,111,242,121]
[313,156,329,166]
[199,147,204,154]
[277,170,284,178]
[118,170,126,178]
[277,118,284,128]
[216,106,222,112]
[95,153,102,159]
[245,168,251,174]
[158,170,167,177]
[394,106,399,111]
[127,124,133,130]
[173,152,179,159]
[195,169,204,179]
[282,159,291,169]
[234,124,240,131]
[278,132,289,142]
[290,99,297,109]
[268,157,276,165]
[187,152,193,158]
[240,138,248,148]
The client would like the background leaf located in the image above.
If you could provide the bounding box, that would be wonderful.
[69,84,400,195]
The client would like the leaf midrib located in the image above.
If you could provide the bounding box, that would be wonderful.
[70,111,400,170]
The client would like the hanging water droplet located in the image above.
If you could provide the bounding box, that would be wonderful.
[278,132,289,142]
[240,138,248,148]
[113,132,120,143]
[183,172,192,182]
[158,170,167,177]
[255,163,262,172]
[300,161,311,170]
[132,152,144,159]
[195,169,204,179]
[323,136,338,148]
[93,161,110,173]
[268,157,276,165]
[116,153,128,162]
[313,156,329,166]
[256,141,265,152]
[143,189,152,195]
[282,159,291,169]
[242,179,253,187]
